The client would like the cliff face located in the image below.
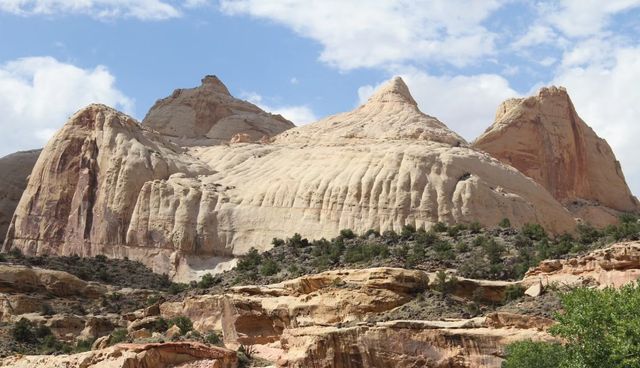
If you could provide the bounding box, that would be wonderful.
[3,77,580,279]
[0,149,41,243]
[143,75,295,146]
[474,86,639,226]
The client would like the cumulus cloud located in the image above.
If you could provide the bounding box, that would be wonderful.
[220,0,505,70]
[544,0,640,38]
[243,92,317,125]
[0,0,190,20]
[0,56,133,156]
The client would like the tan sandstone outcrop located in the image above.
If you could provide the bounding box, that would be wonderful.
[0,264,106,298]
[277,319,553,368]
[523,241,640,288]
[474,86,639,226]
[0,342,237,368]
[4,77,578,279]
[143,75,294,146]
[0,149,40,243]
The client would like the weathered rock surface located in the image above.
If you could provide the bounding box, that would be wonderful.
[3,104,214,276]
[0,342,237,368]
[276,320,553,368]
[524,241,640,288]
[0,149,40,243]
[4,77,579,278]
[143,75,294,146]
[0,264,106,298]
[474,86,639,225]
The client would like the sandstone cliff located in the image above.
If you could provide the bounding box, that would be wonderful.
[474,86,639,226]
[4,77,580,278]
[143,75,295,146]
[0,150,40,243]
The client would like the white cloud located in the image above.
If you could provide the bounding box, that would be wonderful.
[512,25,558,49]
[0,0,188,20]
[552,47,640,195]
[545,0,640,38]
[359,69,518,141]
[0,56,133,156]
[220,0,504,70]
[243,92,317,125]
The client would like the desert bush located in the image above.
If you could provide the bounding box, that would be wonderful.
[197,273,219,288]
[521,223,547,241]
[339,228,356,240]
[431,222,448,233]
[260,258,280,276]
[205,331,222,345]
[433,271,458,295]
[109,328,128,345]
[12,318,34,343]
[503,340,566,368]
[168,316,193,335]
[498,218,511,228]
[504,284,526,302]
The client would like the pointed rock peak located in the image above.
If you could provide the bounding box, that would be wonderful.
[200,75,230,95]
[367,76,418,106]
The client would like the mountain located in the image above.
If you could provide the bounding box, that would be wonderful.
[4,76,577,280]
[474,86,639,226]
[142,75,295,146]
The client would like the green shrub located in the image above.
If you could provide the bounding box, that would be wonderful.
[259,258,280,276]
[483,238,505,264]
[12,318,34,343]
[287,233,310,248]
[205,331,222,345]
[400,224,416,239]
[521,223,547,241]
[433,271,458,295]
[498,217,511,228]
[576,223,602,245]
[168,316,193,335]
[8,248,24,258]
[504,284,526,302]
[415,230,438,246]
[152,318,168,333]
[469,221,482,234]
[455,241,470,253]
[109,328,128,345]
[168,282,188,295]
[75,338,95,353]
[431,222,448,233]
[271,238,285,247]
[34,325,52,339]
[381,230,399,243]
[434,240,454,261]
[339,229,356,240]
[197,273,218,289]
[236,248,262,272]
[503,340,566,368]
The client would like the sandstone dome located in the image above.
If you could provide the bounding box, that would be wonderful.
[143,75,295,146]
[4,76,578,279]
[473,86,639,226]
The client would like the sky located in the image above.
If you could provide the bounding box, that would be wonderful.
[0,0,639,195]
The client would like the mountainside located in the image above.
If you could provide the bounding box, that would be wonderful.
[3,77,580,280]
[474,86,639,226]
[0,149,41,243]
[143,75,295,146]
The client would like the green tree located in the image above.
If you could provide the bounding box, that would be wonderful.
[502,340,566,368]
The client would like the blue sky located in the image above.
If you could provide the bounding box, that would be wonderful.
[1,0,639,194]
